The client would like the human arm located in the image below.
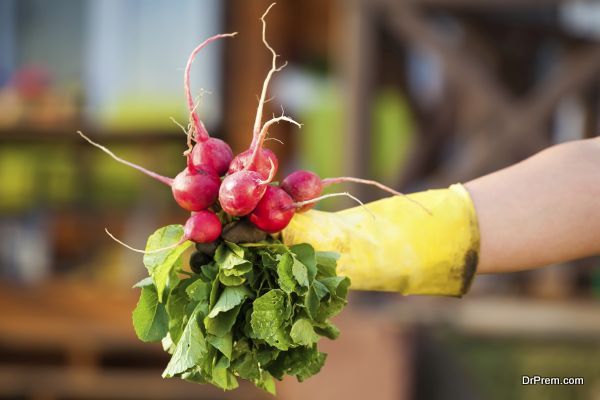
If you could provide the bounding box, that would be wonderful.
[466,138,600,274]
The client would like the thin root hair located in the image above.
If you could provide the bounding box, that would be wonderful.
[105,228,186,254]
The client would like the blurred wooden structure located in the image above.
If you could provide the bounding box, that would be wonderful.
[336,0,600,188]
[0,281,413,400]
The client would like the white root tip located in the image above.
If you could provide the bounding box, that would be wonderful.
[105,228,186,254]
[252,2,287,138]
[322,176,432,216]
[293,192,376,219]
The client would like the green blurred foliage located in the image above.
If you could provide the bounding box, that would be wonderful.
[370,88,414,183]
[0,141,185,212]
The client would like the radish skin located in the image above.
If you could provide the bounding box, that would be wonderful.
[248,186,295,233]
[171,168,220,212]
[219,159,276,217]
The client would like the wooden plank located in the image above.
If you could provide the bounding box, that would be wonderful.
[339,0,377,201]
[0,366,268,399]
[390,297,600,339]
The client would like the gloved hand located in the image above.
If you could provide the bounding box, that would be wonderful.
[281,184,480,296]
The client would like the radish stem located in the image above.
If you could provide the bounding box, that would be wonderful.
[322,177,432,215]
[184,33,238,142]
[78,131,173,186]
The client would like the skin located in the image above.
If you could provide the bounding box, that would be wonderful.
[465,138,600,274]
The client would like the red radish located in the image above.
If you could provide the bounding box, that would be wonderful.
[184,210,222,243]
[105,211,222,253]
[183,33,237,176]
[171,168,220,211]
[219,161,275,217]
[280,170,431,214]
[248,186,295,233]
[190,137,233,176]
[78,131,220,212]
[228,5,300,180]
[280,170,322,212]
[228,146,278,179]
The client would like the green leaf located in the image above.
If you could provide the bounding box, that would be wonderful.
[320,276,349,297]
[181,368,209,384]
[207,332,233,360]
[143,225,192,301]
[260,251,278,269]
[251,289,292,350]
[132,285,169,342]
[291,244,317,282]
[166,281,196,344]
[292,258,309,288]
[314,321,340,340]
[200,262,219,281]
[132,276,154,288]
[215,242,252,273]
[315,251,339,278]
[290,319,320,346]
[255,371,277,395]
[162,307,207,378]
[285,347,327,382]
[276,253,296,293]
[219,271,246,286]
[208,286,252,318]
[212,356,239,390]
[185,279,211,302]
[304,285,320,320]
[312,280,329,299]
[316,277,351,321]
[205,304,242,337]
[231,344,261,380]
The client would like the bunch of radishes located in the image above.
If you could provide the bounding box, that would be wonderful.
[80,4,427,253]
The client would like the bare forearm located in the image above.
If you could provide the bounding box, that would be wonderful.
[465,138,600,274]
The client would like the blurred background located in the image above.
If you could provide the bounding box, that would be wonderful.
[1,0,599,399]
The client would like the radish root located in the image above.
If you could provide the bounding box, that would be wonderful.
[252,3,288,143]
[105,228,187,254]
[322,177,432,215]
[258,158,277,185]
[291,192,375,219]
[184,32,238,142]
[78,131,173,186]
[249,114,301,166]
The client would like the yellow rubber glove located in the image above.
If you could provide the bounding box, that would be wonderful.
[281,184,480,296]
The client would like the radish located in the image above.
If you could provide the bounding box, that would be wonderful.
[184,210,222,243]
[171,167,220,211]
[78,131,219,212]
[183,33,237,176]
[219,159,276,217]
[248,186,295,233]
[227,5,300,180]
[281,170,431,214]
[247,189,370,233]
[106,210,222,254]
[227,147,278,180]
